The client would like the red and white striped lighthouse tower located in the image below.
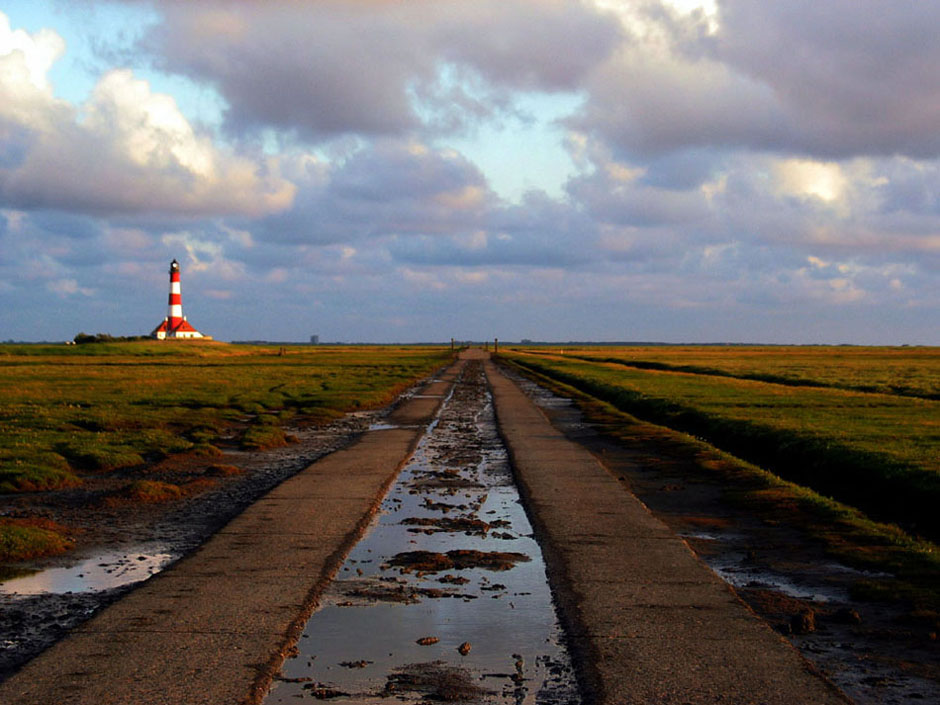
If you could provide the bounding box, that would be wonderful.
[151,259,207,339]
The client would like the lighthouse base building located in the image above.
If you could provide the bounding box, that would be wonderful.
[151,316,205,340]
[151,258,210,340]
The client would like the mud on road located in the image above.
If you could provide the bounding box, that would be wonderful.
[264,358,579,704]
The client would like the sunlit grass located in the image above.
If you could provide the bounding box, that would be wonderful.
[518,345,939,399]
[0,342,452,493]
[502,359,940,612]
[0,519,73,562]
[503,348,939,540]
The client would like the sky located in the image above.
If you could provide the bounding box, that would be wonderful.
[1,0,937,344]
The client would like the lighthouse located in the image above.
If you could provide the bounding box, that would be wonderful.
[151,259,207,339]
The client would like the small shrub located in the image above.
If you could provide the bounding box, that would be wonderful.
[0,463,81,493]
[0,519,73,562]
[241,424,288,450]
[206,464,242,477]
[122,480,182,503]
[57,441,145,471]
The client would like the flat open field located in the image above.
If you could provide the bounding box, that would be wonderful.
[504,346,939,542]
[0,342,452,561]
[528,345,939,399]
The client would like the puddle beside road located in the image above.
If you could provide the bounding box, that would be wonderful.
[0,544,176,597]
[266,361,580,704]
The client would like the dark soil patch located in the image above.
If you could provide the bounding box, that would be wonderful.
[388,549,530,574]
[421,499,467,513]
[411,469,483,491]
[383,661,491,701]
[402,516,491,535]
[340,577,471,604]
[301,682,349,699]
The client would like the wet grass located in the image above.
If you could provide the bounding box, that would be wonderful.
[503,350,939,541]
[501,358,940,616]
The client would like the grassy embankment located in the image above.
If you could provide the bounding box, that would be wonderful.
[533,345,939,399]
[501,347,939,608]
[0,342,452,561]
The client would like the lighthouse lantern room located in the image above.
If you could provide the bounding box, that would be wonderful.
[151,259,207,340]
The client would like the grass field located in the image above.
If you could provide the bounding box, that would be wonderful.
[499,357,939,614]
[0,342,452,495]
[503,347,939,541]
[525,345,939,399]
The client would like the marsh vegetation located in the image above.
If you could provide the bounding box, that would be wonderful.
[0,342,451,562]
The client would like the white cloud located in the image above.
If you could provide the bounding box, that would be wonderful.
[773,159,847,203]
[0,12,295,217]
[47,277,94,297]
[83,69,215,178]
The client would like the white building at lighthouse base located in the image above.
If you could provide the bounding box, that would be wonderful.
[151,316,206,340]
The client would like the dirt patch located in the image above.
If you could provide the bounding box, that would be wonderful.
[411,468,484,491]
[402,516,491,536]
[388,549,530,574]
[301,683,349,699]
[337,577,473,605]
[421,498,468,513]
[383,661,492,702]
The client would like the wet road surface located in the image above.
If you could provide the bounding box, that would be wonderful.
[265,359,578,704]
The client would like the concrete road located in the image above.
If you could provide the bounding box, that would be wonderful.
[484,353,848,704]
[0,350,850,704]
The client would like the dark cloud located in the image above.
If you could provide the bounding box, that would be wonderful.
[391,193,599,268]
[145,0,620,140]
[716,0,940,157]
[257,140,490,245]
[567,169,713,228]
[574,0,940,160]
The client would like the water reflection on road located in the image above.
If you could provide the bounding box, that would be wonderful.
[266,361,580,704]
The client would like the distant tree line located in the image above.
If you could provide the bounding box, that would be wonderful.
[73,332,149,344]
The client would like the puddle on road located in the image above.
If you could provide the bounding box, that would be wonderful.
[0,544,176,597]
[266,363,580,704]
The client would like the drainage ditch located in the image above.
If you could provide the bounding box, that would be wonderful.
[265,360,581,704]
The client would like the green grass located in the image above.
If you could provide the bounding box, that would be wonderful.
[0,519,73,562]
[518,345,940,399]
[0,342,452,493]
[501,358,940,612]
[121,480,183,503]
[504,349,940,540]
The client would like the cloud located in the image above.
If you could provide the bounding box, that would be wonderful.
[143,0,620,139]
[0,13,295,217]
[573,0,940,160]
[2,3,939,345]
[715,0,940,158]
[257,139,491,245]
